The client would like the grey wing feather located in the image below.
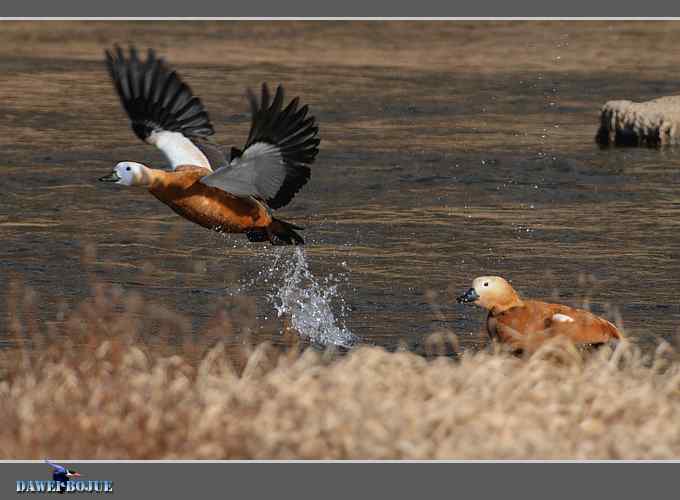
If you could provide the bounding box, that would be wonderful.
[200,142,286,199]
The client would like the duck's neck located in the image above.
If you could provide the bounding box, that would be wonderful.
[139,167,166,188]
[490,291,524,315]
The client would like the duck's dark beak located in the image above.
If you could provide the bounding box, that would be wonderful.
[457,287,480,304]
[99,171,120,182]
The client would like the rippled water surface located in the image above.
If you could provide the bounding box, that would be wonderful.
[1,21,680,351]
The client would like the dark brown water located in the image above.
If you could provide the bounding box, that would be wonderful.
[1,21,679,352]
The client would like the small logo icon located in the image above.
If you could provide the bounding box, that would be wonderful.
[45,459,81,494]
[15,459,113,494]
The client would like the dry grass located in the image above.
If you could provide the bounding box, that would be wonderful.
[2,281,680,460]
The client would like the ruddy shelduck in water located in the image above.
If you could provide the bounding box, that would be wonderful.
[457,276,623,352]
[99,46,320,245]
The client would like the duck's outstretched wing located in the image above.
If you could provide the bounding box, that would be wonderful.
[105,45,215,171]
[45,459,67,474]
[200,83,319,209]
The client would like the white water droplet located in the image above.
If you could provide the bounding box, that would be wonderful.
[267,248,356,348]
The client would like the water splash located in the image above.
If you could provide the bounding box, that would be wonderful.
[266,247,357,348]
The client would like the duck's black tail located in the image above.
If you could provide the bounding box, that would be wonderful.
[268,218,305,246]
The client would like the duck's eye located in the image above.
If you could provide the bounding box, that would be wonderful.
[484,282,489,287]
[125,166,131,171]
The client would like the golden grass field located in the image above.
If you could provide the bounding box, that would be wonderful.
[3,279,680,460]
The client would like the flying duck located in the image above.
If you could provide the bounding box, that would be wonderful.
[45,459,80,493]
[457,276,624,352]
[99,46,320,245]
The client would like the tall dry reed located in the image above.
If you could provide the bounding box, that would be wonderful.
[2,280,680,459]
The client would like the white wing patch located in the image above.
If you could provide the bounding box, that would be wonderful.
[552,313,575,323]
[147,131,211,171]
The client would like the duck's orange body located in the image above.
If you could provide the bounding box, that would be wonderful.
[148,167,272,233]
[458,276,623,352]
[486,300,622,352]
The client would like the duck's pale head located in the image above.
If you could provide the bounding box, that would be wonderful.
[457,276,522,312]
[99,161,150,186]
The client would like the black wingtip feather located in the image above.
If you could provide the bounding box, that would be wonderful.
[105,45,214,142]
[244,83,320,210]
